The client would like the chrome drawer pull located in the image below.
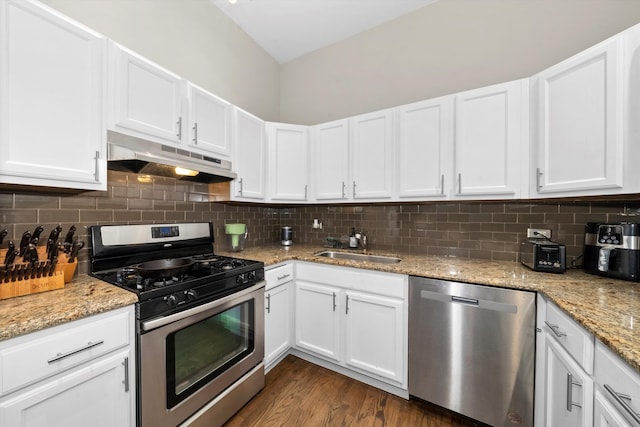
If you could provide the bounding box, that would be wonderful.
[604,384,640,424]
[566,373,582,412]
[277,274,290,281]
[47,340,105,364]
[545,320,567,338]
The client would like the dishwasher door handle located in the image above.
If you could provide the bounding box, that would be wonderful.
[451,296,479,305]
[419,289,517,314]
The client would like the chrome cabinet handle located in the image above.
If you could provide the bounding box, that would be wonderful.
[332,292,336,311]
[345,295,350,315]
[566,373,582,411]
[192,122,198,143]
[604,384,640,424]
[457,173,462,195]
[304,184,308,201]
[342,181,346,199]
[176,117,183,139]
[440,174,445,195]
[266,293,271,313]
[545,320,567,338]
[122,357,130,392]
[238,178,243,196]
[47,340,105,364]
[536,168,543,192]
[94,150,100,182]
[277,274,290,281]
[352,181,356,198]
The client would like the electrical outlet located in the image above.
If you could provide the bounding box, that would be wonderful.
[527,228,552,239]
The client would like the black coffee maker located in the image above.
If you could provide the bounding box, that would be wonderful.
[583,222,640,281]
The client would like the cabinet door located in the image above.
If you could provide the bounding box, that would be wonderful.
[232,108,266,200]
[267,122,309,201]
[186,82,231,158]
[350,109,394,200]
[312,119,349,201]
[0,0,106,190]
[109,42,184,146]
[544,335,594,427]
[454,79,527,198]
[594,389,632,427]
[265,282,292,368]
[531,37,623,195]
[344,290,404,385]
[397,97,452,199]
[295,281,340,362]
[0,350,133,427]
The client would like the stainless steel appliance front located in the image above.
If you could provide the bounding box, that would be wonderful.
[409,276,536,427]
[139,282,265,427]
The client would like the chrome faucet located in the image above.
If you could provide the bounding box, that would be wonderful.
[355,232,367,251]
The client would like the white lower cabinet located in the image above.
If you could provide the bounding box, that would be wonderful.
[544,336,594,427]
[0,306,135,427]
[264,263,294,370]
[594,341,640,427]
[343,290,404,384]
[295,262,407,391]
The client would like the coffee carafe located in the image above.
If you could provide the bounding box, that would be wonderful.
[281,226,292,246]
[583,222,640,281]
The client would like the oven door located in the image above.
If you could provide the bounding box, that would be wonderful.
[139,282,265,427]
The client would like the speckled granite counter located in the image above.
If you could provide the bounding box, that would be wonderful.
[219,245,640,374]
[0,275,137,341]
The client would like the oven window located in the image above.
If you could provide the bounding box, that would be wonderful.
[166,300,255,407]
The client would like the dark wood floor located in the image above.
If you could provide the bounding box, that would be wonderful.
[225,355,481,427]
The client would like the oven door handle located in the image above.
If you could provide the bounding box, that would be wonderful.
[142,281,265,332]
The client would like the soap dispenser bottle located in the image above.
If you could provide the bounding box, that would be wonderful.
[349,227,357,248]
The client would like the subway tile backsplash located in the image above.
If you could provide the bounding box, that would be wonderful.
[1,170,639,275]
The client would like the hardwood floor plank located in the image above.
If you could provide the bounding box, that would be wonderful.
[225,355,481,427]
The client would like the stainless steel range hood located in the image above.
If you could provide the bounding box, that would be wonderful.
[107,131,236,183]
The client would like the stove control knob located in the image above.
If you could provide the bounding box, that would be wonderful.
[165,294,179,307]
[236,274,246,284]
[247,271,256,281]
[185,289,198,301]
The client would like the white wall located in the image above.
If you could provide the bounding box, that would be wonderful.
[280,0,640,125]
[41,0,281,122]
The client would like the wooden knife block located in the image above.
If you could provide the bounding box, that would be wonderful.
[0,247,77,300]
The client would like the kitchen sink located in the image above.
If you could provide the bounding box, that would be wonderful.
[315,251,401,264]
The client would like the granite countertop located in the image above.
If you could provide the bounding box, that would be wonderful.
[0,274,137,342]
[219,245,640,374]
[2,245,638,376]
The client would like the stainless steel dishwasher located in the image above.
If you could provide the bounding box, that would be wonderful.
[409,276,536,427]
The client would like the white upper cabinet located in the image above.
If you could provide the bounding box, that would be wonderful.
[267,122,309,202]
[108,42,232,159]
[350,109,394,200]
[311,119,350,202]
[186,82,231,158]
[0,0,107,191]
[453,79,529,199]
[108,41,184,146]
[231,107,266,201]
[531,23,640,198]
[396,96,452,199]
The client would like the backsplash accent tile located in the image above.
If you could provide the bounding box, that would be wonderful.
[1,170,639,276]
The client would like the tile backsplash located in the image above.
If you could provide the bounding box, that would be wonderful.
[1,170,639,275]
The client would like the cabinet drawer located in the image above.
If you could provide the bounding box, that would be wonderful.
[594,340,640,425]
[545,302,594,374]
[296,262,406,299]
[0,307,132,394]
[265,263,293,290]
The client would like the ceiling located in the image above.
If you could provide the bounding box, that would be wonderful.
[210,0,439,64]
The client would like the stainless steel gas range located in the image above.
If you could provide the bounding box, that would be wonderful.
[89,222,265,427]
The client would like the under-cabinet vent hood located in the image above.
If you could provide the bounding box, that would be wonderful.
[107,131,236,183]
